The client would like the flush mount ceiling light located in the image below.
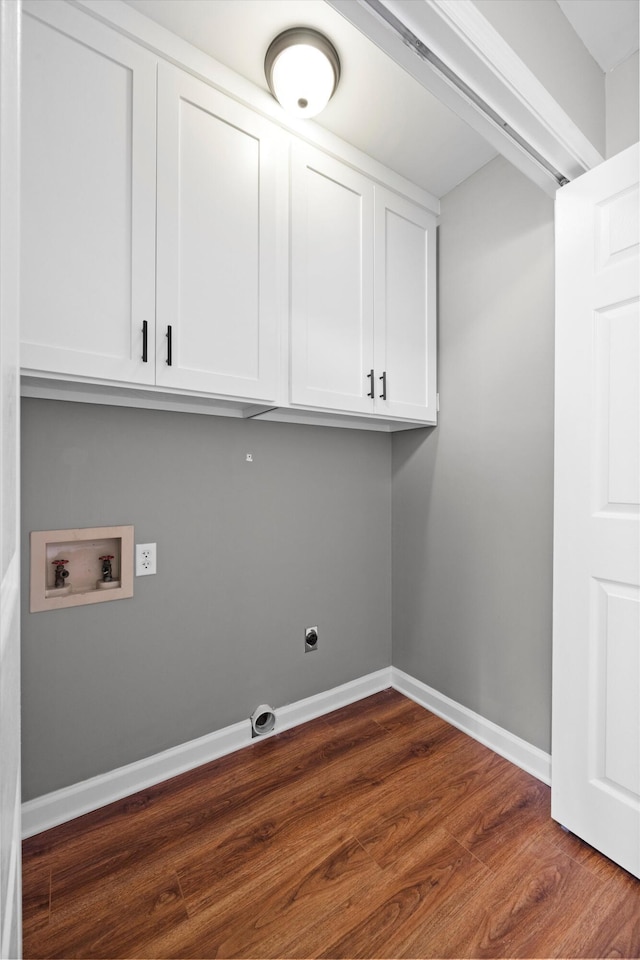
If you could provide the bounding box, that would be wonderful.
[265,28,341,119]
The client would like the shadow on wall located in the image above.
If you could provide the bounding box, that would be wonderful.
[391,425,435,478]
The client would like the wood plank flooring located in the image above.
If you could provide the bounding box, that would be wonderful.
[22,689,640,958]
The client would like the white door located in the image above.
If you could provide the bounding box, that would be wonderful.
[20,0,157,385]
[552,143,640,878]
[156,63,281,403]
[0,0,22,955]
[374,188,437,423]
[290,142,375,414]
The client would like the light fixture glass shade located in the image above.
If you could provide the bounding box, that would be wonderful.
[265,28,340,119]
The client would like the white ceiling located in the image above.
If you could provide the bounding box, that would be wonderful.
[124,0,497,197]
[124,0,637,198]
[557,0,639,72]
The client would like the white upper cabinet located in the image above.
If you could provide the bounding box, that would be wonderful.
[156,64,281,403]
[374,188,437,422]
[290,143,375,414]
[20,0,156,385]
[290,142,436,423]
[19,1,437,429]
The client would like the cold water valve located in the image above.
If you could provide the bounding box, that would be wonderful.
[52,558,70,589]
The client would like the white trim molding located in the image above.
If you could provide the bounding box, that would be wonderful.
[22,666,551,838]
[1,783,21,960]
[425,0,602,173]
[22,668,393,838]
[328,0,603,197]
[275,668,393,733]
[392,667,552,785]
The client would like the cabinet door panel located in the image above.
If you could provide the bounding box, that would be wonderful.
[156,64,280,402]
[291,144,374,413]
[20,0,156,384]
[374,189,436,422]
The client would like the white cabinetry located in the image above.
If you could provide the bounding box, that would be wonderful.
[156,64,281,403]
[374,188,437,422]
[20,2,437,429]
[21,9,281,405]
[290,143,436,423]
[290,143,375,414]
[21,0,156,385]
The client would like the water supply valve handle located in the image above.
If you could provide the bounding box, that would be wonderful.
[52,559,70,587]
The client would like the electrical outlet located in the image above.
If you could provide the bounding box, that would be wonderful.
[135,542,157,576]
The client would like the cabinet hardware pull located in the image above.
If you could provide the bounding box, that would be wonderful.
[379,371,387,400]
[142,321,148,363]
[367,369,375,399]
[166,325,172,366]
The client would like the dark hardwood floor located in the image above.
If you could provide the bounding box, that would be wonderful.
[22,689,640,958]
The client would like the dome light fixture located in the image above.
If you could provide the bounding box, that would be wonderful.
[265,28,341,119]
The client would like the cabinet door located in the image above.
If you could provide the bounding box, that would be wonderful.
[374,188,437,422]
[20,0,156,385]
[290,143,374,414]
[156,64,280,402]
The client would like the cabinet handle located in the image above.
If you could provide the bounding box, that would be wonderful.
[142,321,148,363]
[367,369,375,399]
[166,325,172,366]
[379,371,387,400]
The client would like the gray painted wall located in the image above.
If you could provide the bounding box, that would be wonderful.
[392,155,555,752]
[606,51,639,159]
[22,30,632,804]
[474,0,605,156]
[21,399,391,799]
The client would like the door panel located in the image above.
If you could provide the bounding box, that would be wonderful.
[374,188,436,422]
[20,0,156,384]
[594,304,639,511]
[156,63,280,402]
[553,143,640,878]
[290,143,374,413]
[594,580,639,796]
[178,99,260,380]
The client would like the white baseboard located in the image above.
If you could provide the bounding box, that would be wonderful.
[22,665,551,838]
[391,667,552,785]
[274,667,393,733]
[21,667,393,838]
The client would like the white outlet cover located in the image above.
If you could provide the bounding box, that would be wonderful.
[135,542,157,576]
